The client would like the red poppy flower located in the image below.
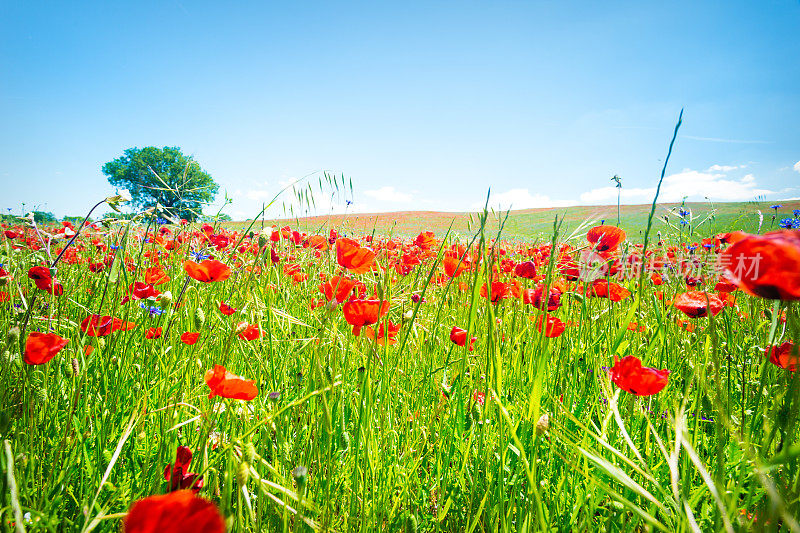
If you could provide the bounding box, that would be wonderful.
[443,255,468,278]
[480,282,512,304]
[24,332,69,365]
[720,230,800,300]
[163,446,204,493]
[80,315,135,337]
[307,234,329,250]
[650,273,664,286]
[183,260,231,283]
[145,327,163,339]
[204,364,258,400]
[335,238,376,274]
[586,225,626,252]
[513,261,537,279]
[364,320,402,345]
[673,291,723,318]
[450,326,477,351]
[588,280,631,302]
[237,323,261,341]
[181,332,200,345]
[144,266,171,285]
[342,299,390,336]
[766,342,798,371]
[123,490,224,533]
[319,276,357,303]
[535,315,566,338]
[124,282,161,303]
[414,231,437,249]
[608,355,669,396]
[714,276,737,293]
[27,266,63,296]
[219,301,236,315]
[523,286,562,311]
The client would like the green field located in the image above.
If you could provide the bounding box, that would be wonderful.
[234,200,800,240]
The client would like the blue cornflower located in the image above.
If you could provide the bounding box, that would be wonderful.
[600,219,605,225]
[793,209,800,218]
[110,244,119,250]
[779,218,800,229]
[139,302,164,316]
[680,219,689,225]
[770,204,783,210]
[156,217,168,225]
[702,243,713,249]
[678,208,690,217]
[190,250,210,261]
[687,244,698,252]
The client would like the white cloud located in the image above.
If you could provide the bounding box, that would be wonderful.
[579,168,773,204]
[706,164,739,172]
[794,160,800,173]
[485,188,573,211]
[363,186,413,203]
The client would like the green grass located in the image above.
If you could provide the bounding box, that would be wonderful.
[1,196,799,532]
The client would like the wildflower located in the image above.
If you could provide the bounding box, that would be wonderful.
[139,302,164,316]
[721,230,800,300]
[766,341,798,371]
[513,261,537,279]
[81,315,136,337]
[480,282,512,304]
[335,238,376,274]
[450,326,477,350]
[364,320,402,345]
[673,291,723,318]
[24,332,69,365]
[145,327,163,339]
[237,323,261,341]
[189,250,210,262]
[586,225,626,252]
[27,266,63,296]
[181,332,200,345]
[123,490,224,533]
[184,260,231,283]
[204,364,258,400]
[144,266,171,285]
[779,218,799,229]
[534,315,566,338]
[163,446,204,493]
[319,276,357,304]
[342,299,390,336]
[443,255,468,278]
[218,301,236,316]
[608,355,669,396]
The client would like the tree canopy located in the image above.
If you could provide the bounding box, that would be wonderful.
[102,146,218,221]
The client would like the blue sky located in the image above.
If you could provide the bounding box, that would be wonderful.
[1,1,799,219]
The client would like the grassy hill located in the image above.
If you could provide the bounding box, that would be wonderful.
[230,200,800,241]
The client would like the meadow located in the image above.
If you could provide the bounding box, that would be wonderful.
[1,191,800,532]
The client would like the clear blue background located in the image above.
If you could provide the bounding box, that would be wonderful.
[1,1,798,218]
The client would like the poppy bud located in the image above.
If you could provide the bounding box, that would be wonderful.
[244,442,256,463]
[71,357,79,377]
[292,466,308,492]
[97,338,105,350]
[234,321,248,336]
[403,310,413,322]
[158,291,173,310]
[194,307,206,330]
[357,366,366,385]
[237,461,250,487]
[404,513,418,533]
[7,326,20,345]
[338,431,351,452]
[35,384,48,404]
[536,413,550,436]
[325,298,338,312]
[0,276,7,287]
[105,189,132,212]
[258,230,269,249]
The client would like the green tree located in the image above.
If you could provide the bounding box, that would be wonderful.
[32,211,58,224]
[102,146,219,221]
